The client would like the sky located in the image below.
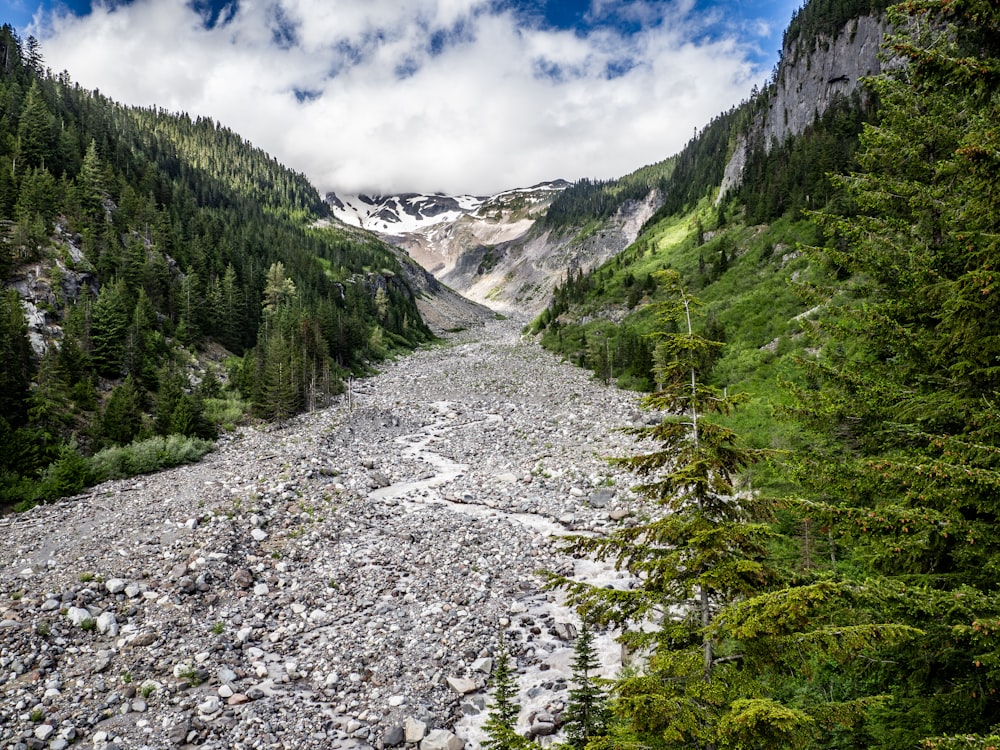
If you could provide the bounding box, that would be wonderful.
[7,0,801,196]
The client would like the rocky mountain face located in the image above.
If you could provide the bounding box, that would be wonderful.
[433,189,662,313]
[326,184,569,311]
[327,182,660,314]
[719,14,888,197]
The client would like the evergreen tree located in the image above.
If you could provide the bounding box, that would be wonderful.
[90,279,130,377]
[98,375,143,446]
[562,621,609,749]
[16,80,55,170]
[550,272,916,749]
[75,138,105,225]
[483,641,531,750]
[792,1,1000,745]
[0,288,33,426]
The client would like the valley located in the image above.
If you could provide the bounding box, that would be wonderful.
[0,316,643,749]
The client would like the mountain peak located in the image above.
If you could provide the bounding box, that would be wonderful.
[326,181,570,235]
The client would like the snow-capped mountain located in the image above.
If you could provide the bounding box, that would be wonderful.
[326,181,570,235]
[324,179,659,314]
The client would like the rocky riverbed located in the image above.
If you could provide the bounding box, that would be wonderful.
[0,317,650,750]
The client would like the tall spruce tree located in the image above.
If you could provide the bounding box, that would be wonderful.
[551,272,917,749]
[789,0,1000,746]
[562,621,609,749]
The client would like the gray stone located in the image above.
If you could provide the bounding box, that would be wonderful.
[382,725,405,747]
[198,696,222,715]
[129,632,157,647]
[587,488,614,508]
[404,716,426,744]
[554,621,578,640]
[218,667,238,684]
[167,718,190,745]
[105,578,127,594]
[529,721,557,737]
[445,676,478,694]
[470,657,493,674]
[421,729,464,750]
[96,612,118,636]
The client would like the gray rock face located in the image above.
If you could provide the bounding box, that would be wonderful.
[720,14,889,198]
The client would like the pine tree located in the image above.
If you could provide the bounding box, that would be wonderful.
[483,641,531,750]
[550,272,917,749]
[562,621,608,749]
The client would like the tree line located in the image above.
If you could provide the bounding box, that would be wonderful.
[0,25,432,509]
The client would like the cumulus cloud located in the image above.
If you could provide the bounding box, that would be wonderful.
[34,0,774,195]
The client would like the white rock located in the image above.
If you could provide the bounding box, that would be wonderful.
[404,716,426,744]
[105,578,127,594]
[34,724,55,740]
[96,612,118,636]
[251,528,268,542]
[421,729,464,750]
[471,657,493,674]
[66,606,92,626]
[198,696,222,715]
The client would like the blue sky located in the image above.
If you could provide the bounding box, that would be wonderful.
[7,0,802,194]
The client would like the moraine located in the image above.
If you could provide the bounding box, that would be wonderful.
[0,316,647,750]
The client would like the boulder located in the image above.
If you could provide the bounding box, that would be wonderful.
[421,729,464,750]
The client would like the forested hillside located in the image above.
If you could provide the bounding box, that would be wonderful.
[534,0,1000,747]
[0,25,432,510]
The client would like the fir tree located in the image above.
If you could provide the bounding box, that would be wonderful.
[483,641,531,750]
[90,279,130,377]
[791,0,1000,745]
[562,621,608,749]
[549,271,917,749]
[0,289,33,427]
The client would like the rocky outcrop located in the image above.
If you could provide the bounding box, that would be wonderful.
[8,227,99,355]
[719,14,888,198]
[434,187,661,314]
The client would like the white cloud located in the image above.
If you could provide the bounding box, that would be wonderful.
[33,0,770,195]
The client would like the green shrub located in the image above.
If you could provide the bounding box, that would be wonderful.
[202,395,250,431]
[90,435,214,482]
